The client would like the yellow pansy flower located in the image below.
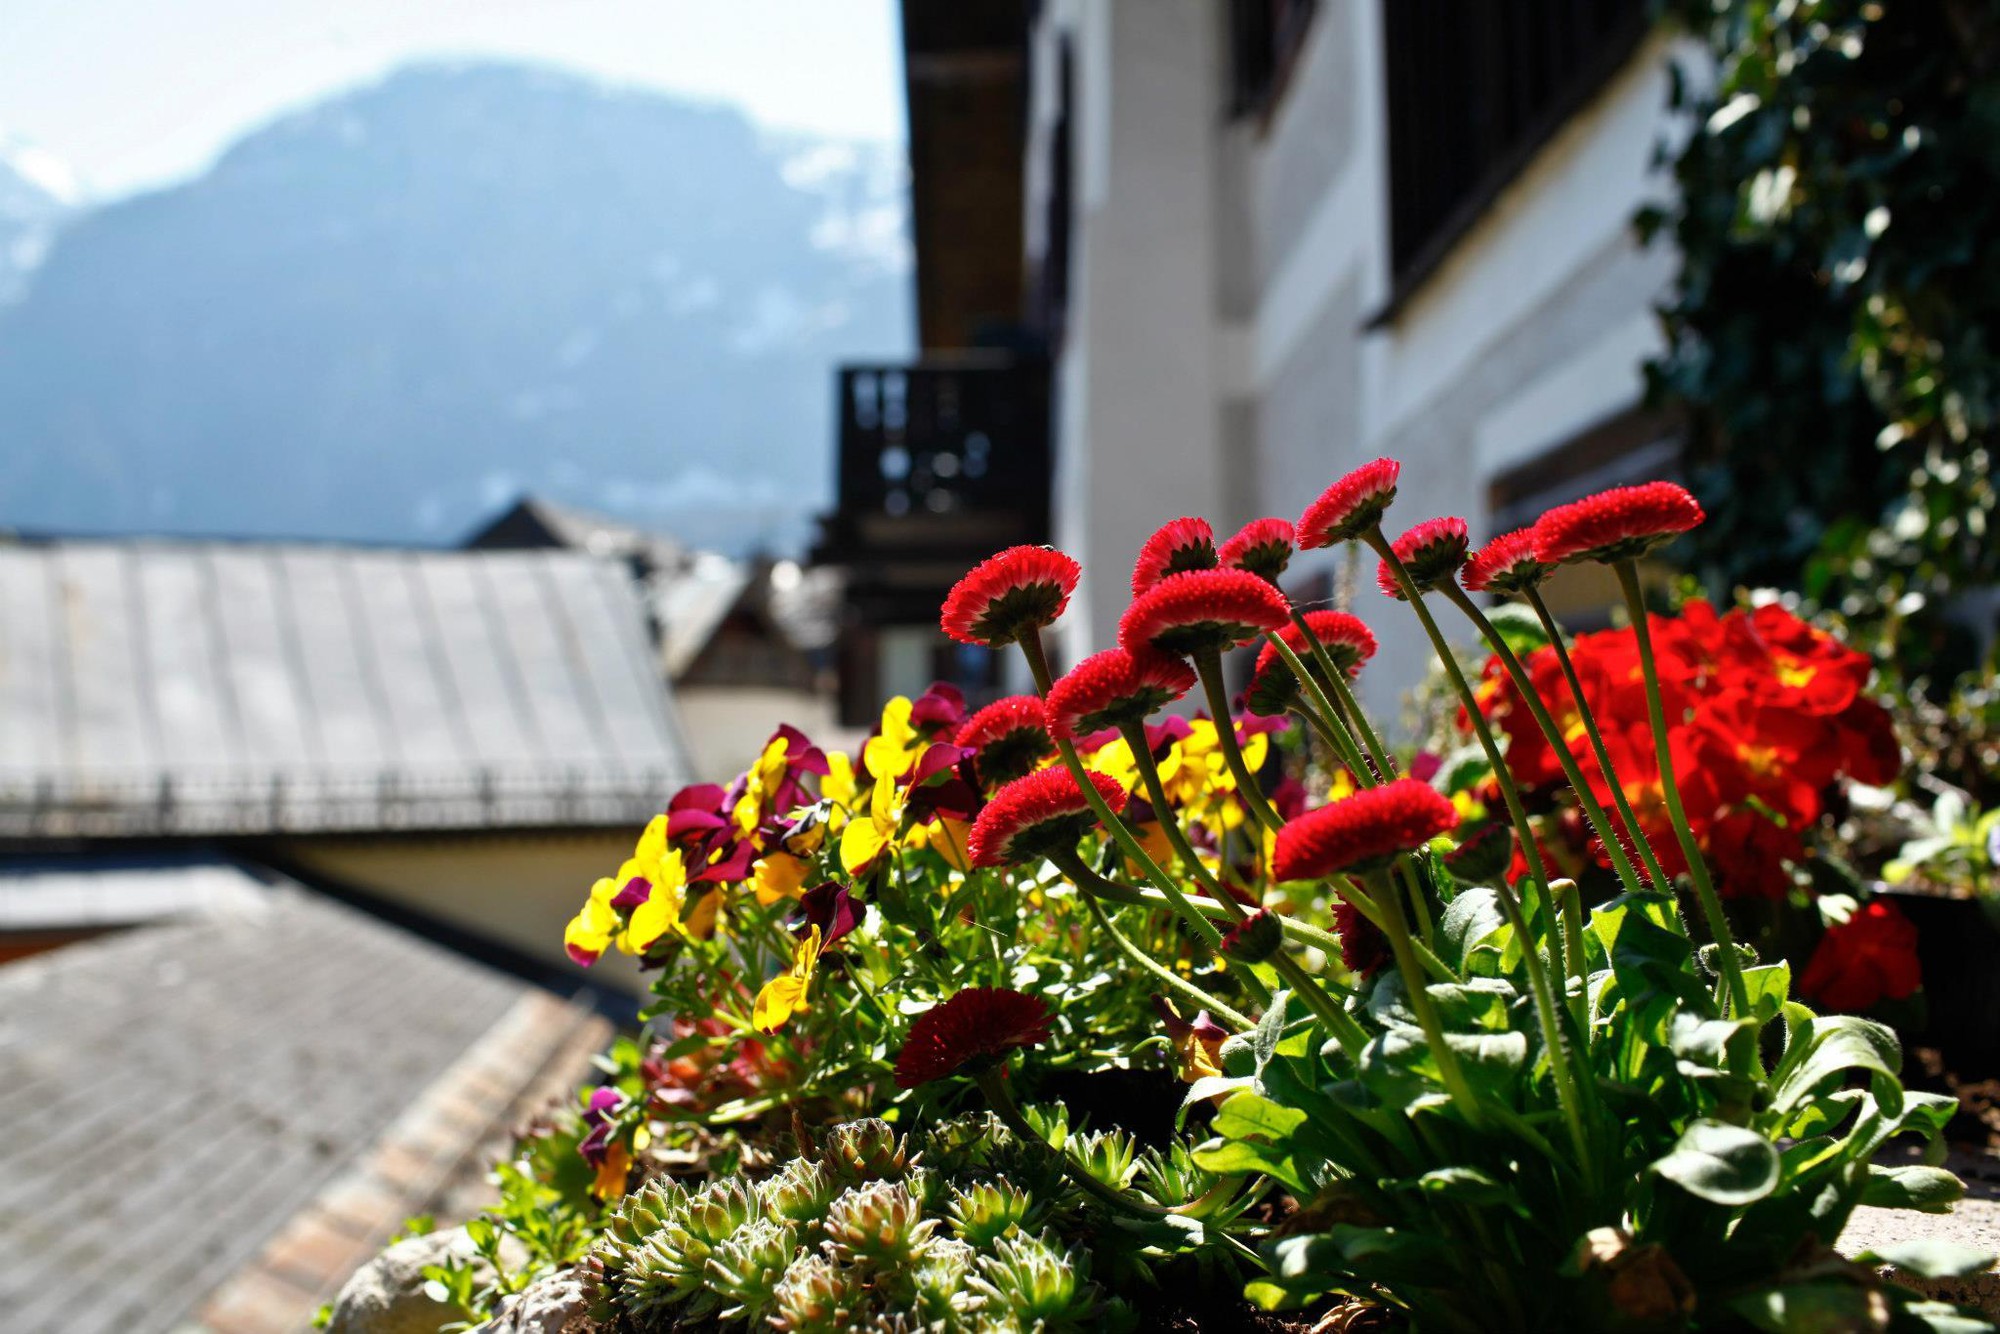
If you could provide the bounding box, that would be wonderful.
[752,924,824,1033]
[749,850,811,905]
[563,877,621,965]
[862,696,924,782]
[839,760,909,874]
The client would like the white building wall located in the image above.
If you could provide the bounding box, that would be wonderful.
[1027,2,1687,721]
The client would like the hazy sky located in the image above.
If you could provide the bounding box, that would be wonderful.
[3,0,906,201]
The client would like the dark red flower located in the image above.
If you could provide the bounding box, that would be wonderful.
[1461,527,1553,595]
[1131,516,1218,595]
[1043,648,1197,741]
[1118,568,1291,659]
[894,987,1054,1088]
[909,681,970,735]
[1246,610,1378,716]
[941,546,1083,647]
[1376,516,1470,600]
[1706,809,1803,900]
[1272,779,1460,880]
[795,881,867,947]
[1533,481,1703,566]
[1218,517,1296,584]
[1799,900,1922,1013]
[1333,899,1391,979]
[966,766,1127,867]
[1299,458,1401,548]
[955,695,1055,788]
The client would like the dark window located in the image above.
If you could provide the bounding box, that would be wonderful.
[1029,39,1075,344]
[1381,0,1650,303]
[1229,0,1318,117]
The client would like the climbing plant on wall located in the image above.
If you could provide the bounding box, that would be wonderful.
[1643,0,2000,681]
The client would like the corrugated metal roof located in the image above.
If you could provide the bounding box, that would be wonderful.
[0,540,693,837]
[0,873,546,1333]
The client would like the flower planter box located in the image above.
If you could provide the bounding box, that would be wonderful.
[1877,884,2000,1078]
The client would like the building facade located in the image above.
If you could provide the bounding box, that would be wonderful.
[1025,0,1681,712]
[826,0,1691,721]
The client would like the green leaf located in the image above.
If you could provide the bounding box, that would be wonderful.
[1773,1015,1904,1120]
[1858,1239,1995,1278]
[1254,991,1290,1072]
[1651,1120,1781,1206]
[1860,1164,1964,1214]
[1742,962,1791,1019]
[1730,1281,1908,1332]
[1440,889,1507,972]
[1192,1139,1307,1196]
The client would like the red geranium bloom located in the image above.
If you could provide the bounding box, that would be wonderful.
[1273,779,1460,880]
[1799,900,1922,1013]
[894,987,1055,1088]
[1706,809,1804,900]
[967,766,1127,867]
[1299,458,1401,548]
[1533,481,1703,566]
[1461,527,1553,595]
[1131,516,1218,595]
[1721,603,1872,716]
[955,695,1055,788]
[1333,899,1391,978]
[1218,517,1296,584]
[1118,568,1291,659]
[1376,516,1471,600]
[1246,611,1377,716]
[1832,697,1902,788]
[941,545,1082,647]
[1043,648,1197,741]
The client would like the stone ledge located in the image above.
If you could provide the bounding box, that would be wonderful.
[1840,1152,2000,1318]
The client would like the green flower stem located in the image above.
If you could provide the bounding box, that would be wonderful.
[1291,703,1356,771]
[973,1066,1177,1220]
[1365,529,1594,1058]
[1393,860,1438,949]
[1048,847,1369,1055]
[1082,895,1256,1032]
[1552,877,1588,1006]
[1362,531,1561,930]
[1522,586,1676,896]
[1046,850,1351,964]
[1107,721,1276,1011]
[1192,646,1288,836]
[1292,610,1396,781]
[1364,868,1486,1130]
[1613,560,1753,1021]
[1017,631,1229,955]
[1262,631,1376,784]
[1438,582,1646,896]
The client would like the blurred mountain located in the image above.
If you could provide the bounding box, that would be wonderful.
[0,63,912,553]
[0,143,71,302]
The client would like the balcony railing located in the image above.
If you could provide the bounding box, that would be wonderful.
[817,353,1051,581]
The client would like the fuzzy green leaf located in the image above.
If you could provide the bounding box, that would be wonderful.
[1860,1164,1964,1214]
[1859,1239,1995,1278]
[1651,1120,1781,1206]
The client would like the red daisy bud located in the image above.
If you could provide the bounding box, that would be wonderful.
[1118,568,1291,659]
[1333,899,1391,979]
[1273,778,1460,880]
[966,766,1127,867]
[1532,481,1704,566]
[1375,516,1470,600]
[1461,527,1553,595]
[955,695,1055,788]
[940,545,1083,647]
[1043,648,1197,741]
[1220,908,1284,964]
[893,986,1054,1088]
[1441,821,1514,885]
[1245,611,1377,716]
[1131,516,1218,596]
[1298,458,1401,548]
[1218,517,1296,585]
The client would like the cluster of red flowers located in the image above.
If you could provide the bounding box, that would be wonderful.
[1477,600,1898,897]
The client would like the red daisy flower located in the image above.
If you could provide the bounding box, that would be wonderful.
[1461,527,1553,595]
[893,987,1055,1088]
[1131,516,1218,596]
[1272,779,1460,880]
[1043,648,1197,741]
[966,766,1127,867]
[1298,458,1401,548]
[1333,899,1390,978]
[940,546,1083,647]
[955,695,1055,788]
[1118,568,1291,659]
[1218,517,1296,585]
[1375,516,1470,600]
[1532,481,1704,566]
[1245,611,1377,716]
